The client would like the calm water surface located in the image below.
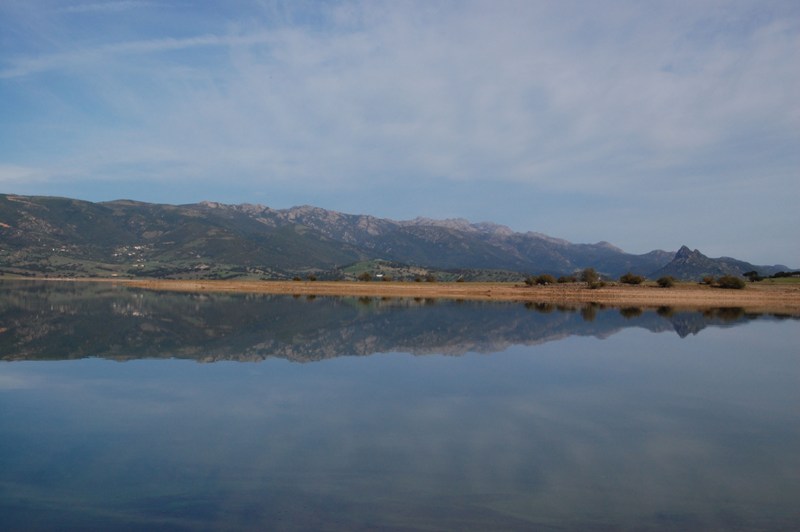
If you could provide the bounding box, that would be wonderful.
[1,281,798,530]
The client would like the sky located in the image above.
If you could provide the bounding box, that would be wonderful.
[1,1,798,266]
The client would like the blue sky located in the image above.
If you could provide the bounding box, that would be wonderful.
[1,1,798,266]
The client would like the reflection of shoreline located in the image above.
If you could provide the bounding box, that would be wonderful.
[2,282,796,363]
[28,278,800,315]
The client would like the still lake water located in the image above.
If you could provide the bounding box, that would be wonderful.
[1,281,798,530]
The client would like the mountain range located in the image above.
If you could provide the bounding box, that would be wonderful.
[0,193,791,281]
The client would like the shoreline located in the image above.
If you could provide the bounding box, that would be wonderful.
[13,277,800,315]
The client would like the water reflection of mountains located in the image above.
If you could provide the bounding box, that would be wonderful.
[1,282,796,362]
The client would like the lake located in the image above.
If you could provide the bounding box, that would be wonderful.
[1,281,798,530]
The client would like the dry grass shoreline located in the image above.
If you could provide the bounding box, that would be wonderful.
[29,277,800,315]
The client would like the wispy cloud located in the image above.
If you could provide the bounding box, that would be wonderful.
[0,164,46,185]
[58,1,155,14]
[0,32,278,79]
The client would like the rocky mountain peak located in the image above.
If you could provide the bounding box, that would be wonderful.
[674,245,698,260]
[472,222,515,237]
[198,200,224,209]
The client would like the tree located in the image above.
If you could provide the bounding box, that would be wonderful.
[580,268,599,284]
[357,272,372,282]
[580,268,605,288]
[743,270,763,282]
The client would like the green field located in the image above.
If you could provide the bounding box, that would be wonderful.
[759,277,800,285]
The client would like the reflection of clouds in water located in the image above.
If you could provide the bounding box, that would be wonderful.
[2,320,799,529]
[0,372,41,389]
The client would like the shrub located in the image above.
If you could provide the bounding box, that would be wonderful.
[535,274,557,285]
[656,276,675,288]
[588,280,606,289]
[619,272,644,285]
[425,274,437,283]
[456,277,465,283]
[701,276,715,285]
[557,275,577,283]
[292,276,302,282]
[526,274,556,285]
[717,275,746,289]
[307,274,317,281]
[357,272,372,282]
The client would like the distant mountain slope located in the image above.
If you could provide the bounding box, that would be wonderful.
[0,194,790,280]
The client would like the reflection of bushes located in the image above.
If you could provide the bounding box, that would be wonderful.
[716,307,745,321]
[525,302,554,313]
[656,306,674,317]
[580,304,598,322]
[620,307,643,319]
